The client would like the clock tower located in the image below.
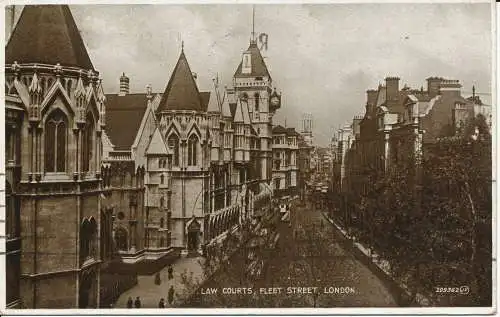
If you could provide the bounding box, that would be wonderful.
[231,36,281,185]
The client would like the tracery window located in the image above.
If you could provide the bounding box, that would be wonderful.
[45,109,67,172]
[188,134,198,166]
[168,134,179,166]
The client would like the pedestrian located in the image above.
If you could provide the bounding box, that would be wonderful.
[154,272,161,285]
[134,296,141,308]
[168,265,174,280]
[168,286,175,306]
[126,296,133,308]
[158,298,165,308]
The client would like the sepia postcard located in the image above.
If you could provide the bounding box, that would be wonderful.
[1,1,496,315]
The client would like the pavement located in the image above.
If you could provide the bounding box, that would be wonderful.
[114,253,205,308]
[321,210,432,307]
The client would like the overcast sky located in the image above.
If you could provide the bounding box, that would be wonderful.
[7,3,493,146]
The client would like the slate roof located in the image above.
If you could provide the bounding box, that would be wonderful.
[234,42,271,79]
[272,125,287,134]
[105,93,149,150]
[157,50,203,112]
[6,5,94,70]
[200,91,211,112]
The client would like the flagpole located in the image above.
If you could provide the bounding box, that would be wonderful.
[252,5,256,42]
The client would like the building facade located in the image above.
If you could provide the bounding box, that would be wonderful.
[271,125,299,198]
[5,5,108,308]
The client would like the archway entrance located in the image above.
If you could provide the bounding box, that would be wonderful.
[187,219,201,251]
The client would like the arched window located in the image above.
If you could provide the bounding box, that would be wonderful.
[82,112,94,172]
[160,196,164,208]
[160,217,164,228]
[254,93,260,112]
[167,134,179,166]
[188,134,198,166]
[45,109,67,172]
[160,174,164,184]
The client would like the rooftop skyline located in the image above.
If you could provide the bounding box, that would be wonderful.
[5,3,492,146]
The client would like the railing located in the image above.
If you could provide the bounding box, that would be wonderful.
[107,151,132,161]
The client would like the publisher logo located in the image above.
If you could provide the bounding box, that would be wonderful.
[459,285,470,295]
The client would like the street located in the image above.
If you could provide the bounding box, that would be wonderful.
[185,197,399,307]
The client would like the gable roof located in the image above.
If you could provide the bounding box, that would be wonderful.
[105,93,149,150]
[156,50,203,112]
[234,41,271,79]
[146,128,171,155]
[6,5,94,70]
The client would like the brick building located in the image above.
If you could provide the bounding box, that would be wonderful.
[337,75,491,229]
[271,125,300,198]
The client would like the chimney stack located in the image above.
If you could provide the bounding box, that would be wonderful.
[426,77,443,98]
[439,79,461,97]
[365,89,378,116]
[119,72,129,96]
[385,77,400,101]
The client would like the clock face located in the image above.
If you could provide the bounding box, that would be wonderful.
[271,96,279,106]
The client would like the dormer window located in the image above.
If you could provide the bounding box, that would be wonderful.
[242,53,252,74]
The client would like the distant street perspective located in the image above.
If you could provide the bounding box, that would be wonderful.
[4,3,492,310]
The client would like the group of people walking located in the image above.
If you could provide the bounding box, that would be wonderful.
[125,265,176,308]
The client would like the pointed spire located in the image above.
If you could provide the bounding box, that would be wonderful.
[234,98,244,123]
[6,5,94,70]
[207,89,220,113]
[472,85,476,98]
[157,47,202,112]
[221,93,232,118]
[74,75,86,98]
[28,72,42,94]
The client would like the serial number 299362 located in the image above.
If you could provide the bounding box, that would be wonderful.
[435,286,470,295]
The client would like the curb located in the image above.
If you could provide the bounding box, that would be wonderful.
[320,212,434,307]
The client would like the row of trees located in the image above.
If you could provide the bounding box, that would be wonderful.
[336,116,492,306]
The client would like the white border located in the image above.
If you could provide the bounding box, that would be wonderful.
[0,0,497,316]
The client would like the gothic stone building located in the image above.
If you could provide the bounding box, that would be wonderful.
[103,37,281,258]
[5,5,109,308]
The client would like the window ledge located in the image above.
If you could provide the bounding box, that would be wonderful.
[43,173,71,182]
